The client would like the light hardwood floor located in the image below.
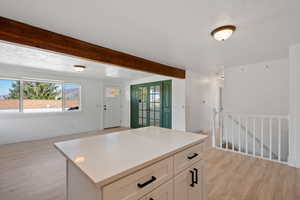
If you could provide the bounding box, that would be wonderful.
[0,128,299,200]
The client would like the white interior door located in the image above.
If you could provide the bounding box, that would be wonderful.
[104,86,121,128]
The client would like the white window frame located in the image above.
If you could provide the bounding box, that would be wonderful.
[0,77,82,114]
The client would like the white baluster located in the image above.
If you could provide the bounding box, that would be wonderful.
[269,118,272,160]
[238,116,241,153]
[253,118,256,156]
[246,117,248,154]
[231,115,234,151]
[261,118,264,157]
[278,118,281,162]
[220,113,223,148]
[225,115,228,150]
[212,115,215,148]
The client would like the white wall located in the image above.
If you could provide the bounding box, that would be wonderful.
[0,64,114,145]
[223,59,290,163]
[185,71,221,133]
[224,59,289,115]
[122,75,186,131]
[289,43,300,168]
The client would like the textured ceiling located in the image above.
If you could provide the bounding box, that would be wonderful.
[0,42,152,81]
[0,0,299,75]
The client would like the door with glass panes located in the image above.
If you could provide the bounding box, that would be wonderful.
[130,80,172,128]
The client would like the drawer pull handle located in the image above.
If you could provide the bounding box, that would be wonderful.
[137,176,157,188]
[149,198,154,200]
[194,168,198,184]
[190,170,195,187]
[187,153,199,160]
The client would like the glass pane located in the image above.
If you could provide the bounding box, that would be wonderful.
[143,118,147,126]
[150,111,154,119]
[155,103,160,111]
[64,84,80,111]
[139,118,142,125]
[139,111,143,118]
[150,94,155,103]
[156,86,160,102]
[143,111,147,118]
[150,103,154,110]
[0,79,20,112]
[139,88,143,100]
[150,86,154,94]
[142,87,147,101]
[155,120,160,127]
[23,81,62,113]
[105,88,120,97]
[155,112,160,120]
[150,119,155,126]
[155,94,160,102]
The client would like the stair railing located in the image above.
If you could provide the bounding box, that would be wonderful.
[211,111,289,164]
[227,114,278,160]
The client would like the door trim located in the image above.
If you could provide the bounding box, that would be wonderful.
[130,80,172,129]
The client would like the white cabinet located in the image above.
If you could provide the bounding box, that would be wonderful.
[63,141,207,200]
[174,161,204,200]
[103,157,173,200]
[141,180,173,200]
[174,143,203,174]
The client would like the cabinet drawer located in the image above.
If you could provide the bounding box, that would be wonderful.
[174,143,203,174]
[174,160,204,200]
[103,157,173,200]
[141,180,173,200]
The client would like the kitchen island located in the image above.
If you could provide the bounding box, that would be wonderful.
[55,127,208,200]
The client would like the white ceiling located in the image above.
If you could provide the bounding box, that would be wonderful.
[0,0,300,75]
[0,42,152,81]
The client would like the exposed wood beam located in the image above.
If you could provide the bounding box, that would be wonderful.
[0,16,185,79]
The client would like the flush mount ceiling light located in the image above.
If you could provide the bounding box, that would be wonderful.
[211,25,236,41]
[74,65,86,72]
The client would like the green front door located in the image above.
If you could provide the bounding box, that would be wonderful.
[131,80,172,128]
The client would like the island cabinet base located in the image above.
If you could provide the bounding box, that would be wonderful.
[67,160,101,200]
[66,142,207,200]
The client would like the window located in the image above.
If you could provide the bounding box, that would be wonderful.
[0,79,20,112]
[105,88,120,98]
[23,81,62,113]
[64,84,80,111]
[0,78,81,113]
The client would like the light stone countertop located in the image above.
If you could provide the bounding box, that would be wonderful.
[54,127,207,187]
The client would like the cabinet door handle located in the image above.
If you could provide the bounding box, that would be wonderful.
[194,168,198,184]
[187,153,199,160]
[149,198,154,200]
[189,170,195,187]
[137,176,157,188]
